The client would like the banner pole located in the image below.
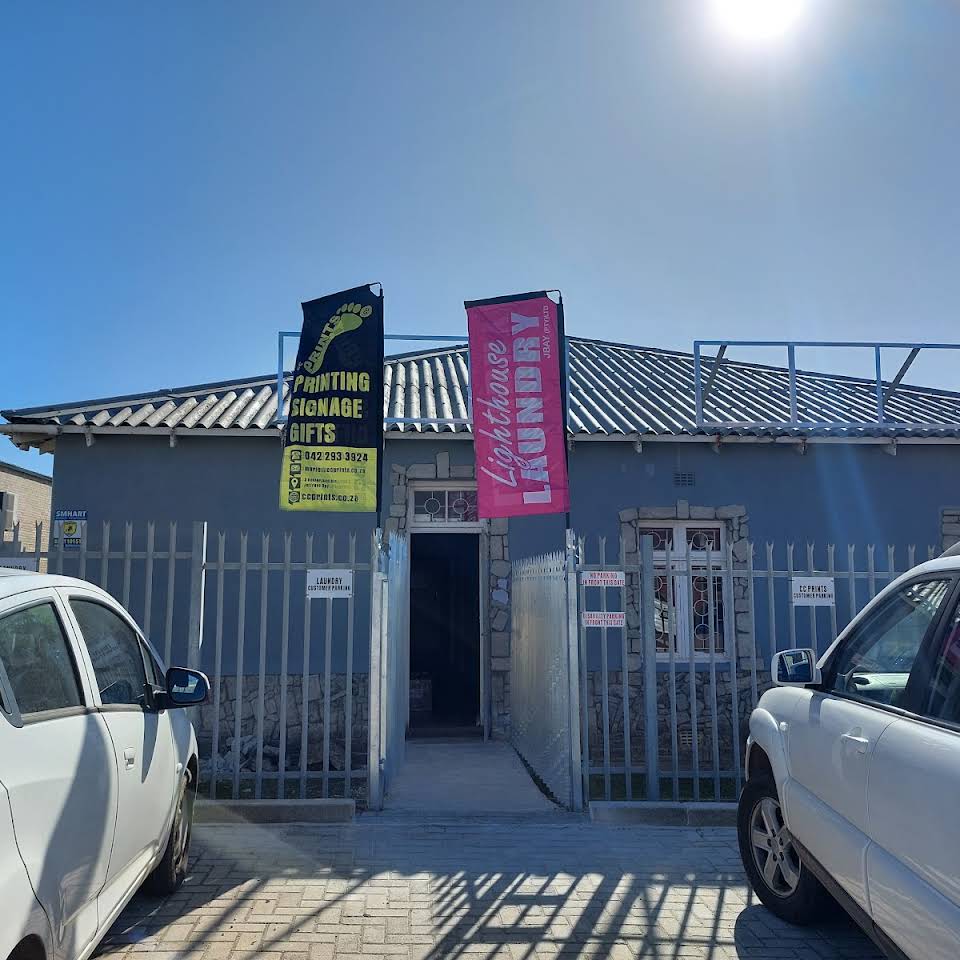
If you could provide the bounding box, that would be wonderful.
[557,292,572,533]
[376,284,384,531]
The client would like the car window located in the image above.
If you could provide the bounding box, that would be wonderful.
[825,578,952,708]
[70,599,147,707]
[919,599,960,726]
[0,603,84,717]
[142,643,163,687]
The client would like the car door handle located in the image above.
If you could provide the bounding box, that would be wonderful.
[123,747,136,769]
[840,732,870,754]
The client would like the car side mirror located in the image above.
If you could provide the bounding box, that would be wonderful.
[772,648,821,687]
[165,666,210,707]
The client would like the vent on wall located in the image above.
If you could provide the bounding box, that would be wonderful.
[673,471,696,488]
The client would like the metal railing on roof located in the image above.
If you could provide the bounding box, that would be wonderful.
[693,339,960,432]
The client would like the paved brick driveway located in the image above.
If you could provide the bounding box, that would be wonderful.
[97,815,882,960]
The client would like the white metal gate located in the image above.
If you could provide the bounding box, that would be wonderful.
[509,536,582,811]
[368,530,410,810]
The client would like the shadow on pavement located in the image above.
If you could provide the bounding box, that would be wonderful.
[97,818,883,959]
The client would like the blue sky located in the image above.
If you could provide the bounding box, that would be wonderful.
[3,1,959,475]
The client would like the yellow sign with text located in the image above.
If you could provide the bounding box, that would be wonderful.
[280,445,378,512]
[280,286,384,512]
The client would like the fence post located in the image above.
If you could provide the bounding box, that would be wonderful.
[367,530,385,811]
[186,521,208,671]
[565,530,583,812]
[640,535,659,801]
[479,523,491,740]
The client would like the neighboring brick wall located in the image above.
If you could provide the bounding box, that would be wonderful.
[0,462,52,552]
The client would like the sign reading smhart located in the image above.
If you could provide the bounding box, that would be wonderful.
[280,285,384,512]
[465,291,569,518]
[306,569,354,599]
[791,577,836,606]
[582,611,626,628]
[54,509,87,549]
[581,570,625,588]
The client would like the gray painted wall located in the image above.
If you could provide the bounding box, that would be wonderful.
[45,433,959,675]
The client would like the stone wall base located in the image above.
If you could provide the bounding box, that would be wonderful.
[196,673,369,778]
[584,669,772,768]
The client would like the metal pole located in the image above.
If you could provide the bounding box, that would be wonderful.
[558,294,573,533]
[186,521,208,671]
[367,529,384,811]
[277,331,285,424]
[640,535,659,801]
[787,344,798,425]
[694,342,703,428]
[479,523,490,740]
[565,529,583,812]
[875,345,884,424]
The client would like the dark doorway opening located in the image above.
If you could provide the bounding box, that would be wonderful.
[409,533,481,736]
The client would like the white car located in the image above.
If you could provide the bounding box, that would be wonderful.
[739,549,960,960]
[0,570,209,960]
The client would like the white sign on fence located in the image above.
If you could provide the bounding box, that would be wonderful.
[791,577,836,607]
[0,556,38,572]
[580,570,625,587]
[306,569,353,599]
[582,611,626,628]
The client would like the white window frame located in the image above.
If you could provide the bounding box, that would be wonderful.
[637,521,730,662]
[406,481,482,533]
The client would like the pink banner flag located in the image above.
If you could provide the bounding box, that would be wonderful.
[465,292,570,518]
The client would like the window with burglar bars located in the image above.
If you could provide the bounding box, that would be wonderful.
[408,484,480,529]
[638,523,727,659]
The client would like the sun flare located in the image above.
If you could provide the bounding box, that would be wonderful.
[707,0,809,46]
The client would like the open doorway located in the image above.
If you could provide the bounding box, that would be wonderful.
[409,532,481,736]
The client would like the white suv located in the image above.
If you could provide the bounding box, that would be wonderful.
[739,551,960,960]
[0,570,209,960]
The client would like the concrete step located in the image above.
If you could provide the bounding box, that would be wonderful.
[589,801,737,826]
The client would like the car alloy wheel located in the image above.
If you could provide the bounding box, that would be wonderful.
[749,796,801,897]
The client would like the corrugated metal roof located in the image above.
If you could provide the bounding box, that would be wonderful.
[4,337,960,439]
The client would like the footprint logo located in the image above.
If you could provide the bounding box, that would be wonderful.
[303,302,372,374]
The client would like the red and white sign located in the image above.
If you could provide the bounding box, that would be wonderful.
[466,293,570,518]
[581,570,625,588]
[582,611,626,628]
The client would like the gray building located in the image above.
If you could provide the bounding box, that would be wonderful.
[4,337,960,749]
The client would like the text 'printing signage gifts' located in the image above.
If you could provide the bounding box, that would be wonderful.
[280,285,384,512]
[465,292,570,518]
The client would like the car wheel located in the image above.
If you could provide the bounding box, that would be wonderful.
[147,771,194,895]
[737,776,831,925]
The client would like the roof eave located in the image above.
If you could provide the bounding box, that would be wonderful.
[7,423,960,456]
